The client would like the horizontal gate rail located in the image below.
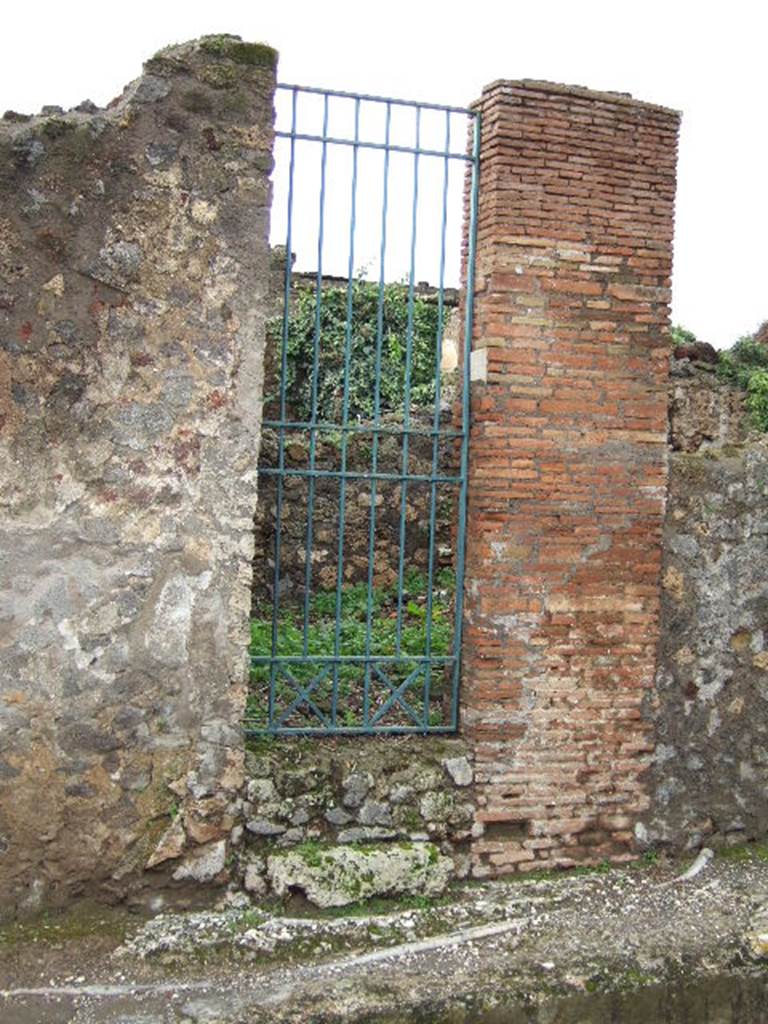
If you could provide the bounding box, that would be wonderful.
[276,82,474,114]
[258,468,463,485]
[247,82,480,736]
[274,131,472,161]
[261,420,465,439]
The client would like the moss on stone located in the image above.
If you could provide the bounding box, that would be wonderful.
[40,118,76,140]
[218,89,252,115]
[200,65,240,91]
[198,35,278,69]
[0,902,134,948]
[718,841,768,863]
[144,52,191,78]
[398,807,422,831]
[293,840,326,869]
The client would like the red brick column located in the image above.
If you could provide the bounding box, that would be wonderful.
[462,81,680,876]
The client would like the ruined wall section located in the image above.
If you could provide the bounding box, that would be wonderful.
[238,736,475,899]
[0,36,276,915]
[463,81,680,875]
[253,262,461,601]
[642,366,768,851]
[669,355,748,453]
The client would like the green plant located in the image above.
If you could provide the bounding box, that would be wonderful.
[670,324,698,347]
[294,840,326,868]
[198,35,277,67]
[717,842,768,863]
[229,908,267,934]
[718,332,768,431]
[246,573,455,728]
[745,370,768,431]
[265,279,443,421]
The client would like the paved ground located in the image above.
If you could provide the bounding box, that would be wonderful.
[3,853,768,1022]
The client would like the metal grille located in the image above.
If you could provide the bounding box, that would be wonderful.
[246,84,479,735]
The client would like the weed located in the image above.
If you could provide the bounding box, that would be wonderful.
[294,840,326,869]
[229,909,266,933]
[718,842,768,863]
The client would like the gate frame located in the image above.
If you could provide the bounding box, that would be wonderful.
[247,83,481,736]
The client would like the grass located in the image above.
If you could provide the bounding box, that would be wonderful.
[717,842,768,863]
[0,903,135,951]
[246,569,456,730]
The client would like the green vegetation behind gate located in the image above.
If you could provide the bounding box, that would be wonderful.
[265,280,446,422]
[247,569,456,730]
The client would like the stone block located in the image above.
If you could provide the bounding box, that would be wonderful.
[266,842,452,908]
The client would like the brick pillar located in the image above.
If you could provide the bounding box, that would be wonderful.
[462,81,680,876]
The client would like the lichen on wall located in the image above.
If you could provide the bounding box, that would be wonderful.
[0,36,276,916]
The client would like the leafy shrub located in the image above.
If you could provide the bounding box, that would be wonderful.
[670,324,698,347]
[718,333,768,431]
[745,370,768,431]
[266,279,443,421]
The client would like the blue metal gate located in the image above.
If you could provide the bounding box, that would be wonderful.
[246,83,479,735]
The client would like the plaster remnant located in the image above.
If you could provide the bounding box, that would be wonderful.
[42,273,65,296]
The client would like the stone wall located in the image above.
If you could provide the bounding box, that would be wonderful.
[669,353,748,452]
[642,367,768,851]
[252,416,457,602]
[237,736,475,901]
[462,81,680,876]
[0,36,276,916]
[6,38,760,916]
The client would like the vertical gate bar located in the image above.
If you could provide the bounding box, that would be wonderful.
[332,97,361,728]
[268,87,299,728]
[302,92,331,656]
[394,106,422,661]
[423,109,452,729]
[450,111,481,730]
[363,102,392,731]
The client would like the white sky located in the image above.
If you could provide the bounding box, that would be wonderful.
[2,0,765,348]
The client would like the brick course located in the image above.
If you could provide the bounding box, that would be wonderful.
[462,81,680,875]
